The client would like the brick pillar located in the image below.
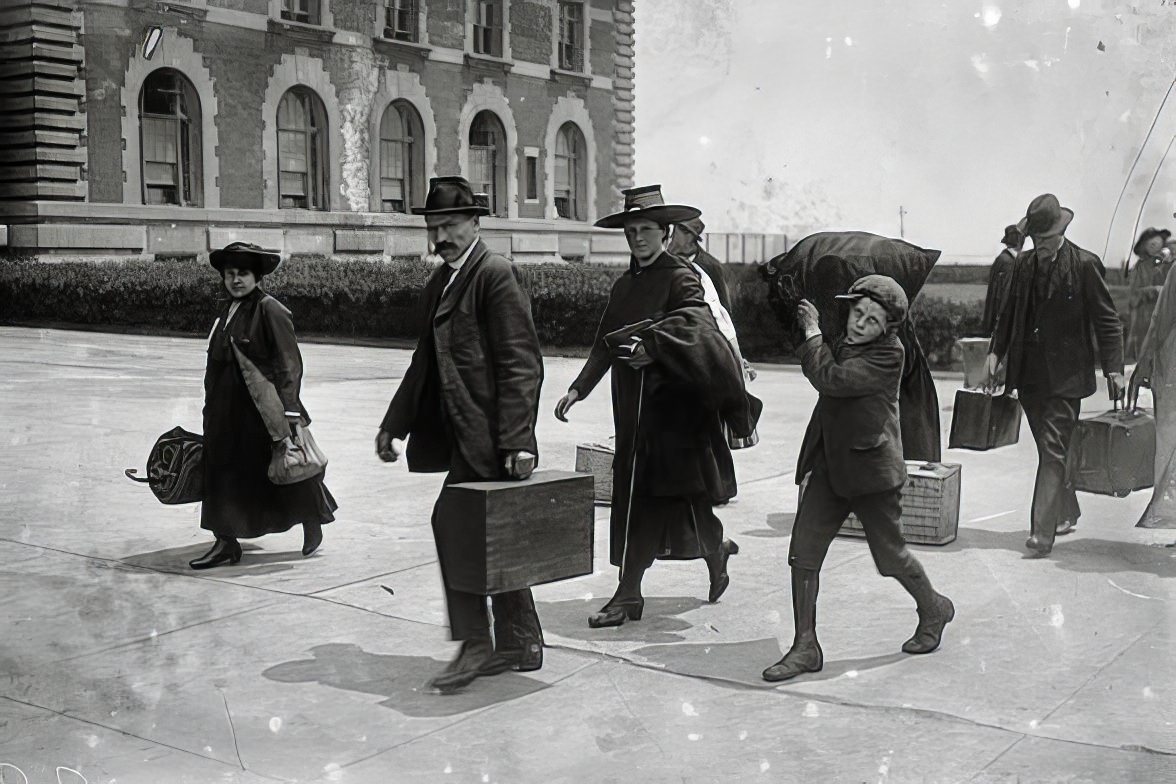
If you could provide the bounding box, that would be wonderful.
[612,0,635,200]
[0,0,87,201]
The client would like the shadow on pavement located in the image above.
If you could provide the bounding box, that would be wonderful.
[263,642,547,717]
[538,596,708,645]
[946,527,1176,577]
[743,512,796,539]
[121,543,303,576]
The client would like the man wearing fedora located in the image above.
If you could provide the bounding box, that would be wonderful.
[554,184,754,628]
[986,194,1125,557]
[981,224,1024,338]
[375,176,546,692]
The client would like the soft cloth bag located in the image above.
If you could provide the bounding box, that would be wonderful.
[231,341,328,485]
[125,426,204,504]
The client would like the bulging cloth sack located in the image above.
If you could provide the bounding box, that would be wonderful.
[125,426,204,504]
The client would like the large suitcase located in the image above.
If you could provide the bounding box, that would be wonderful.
[948,389,1021,451]
[575,440,615,505]
[1066,405,1156,497]
[433,470,595,594]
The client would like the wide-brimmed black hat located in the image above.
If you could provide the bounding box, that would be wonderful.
[1134,227,1172,257]
[1016,193,1074,238]
[209,242,281,276]
[412,176,490,216]
[595,184,701,229]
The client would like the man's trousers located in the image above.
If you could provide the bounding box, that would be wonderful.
[1019,394,1082,548]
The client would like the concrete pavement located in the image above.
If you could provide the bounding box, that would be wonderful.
[1,326,1174,783]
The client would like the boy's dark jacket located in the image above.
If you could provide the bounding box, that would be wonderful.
[795,331,907,497]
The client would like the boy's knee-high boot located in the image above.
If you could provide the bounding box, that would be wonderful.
[762,567,823,682]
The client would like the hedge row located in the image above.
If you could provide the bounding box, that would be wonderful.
[0,254,988,368]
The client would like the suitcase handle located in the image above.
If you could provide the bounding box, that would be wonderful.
[125,468,152,483]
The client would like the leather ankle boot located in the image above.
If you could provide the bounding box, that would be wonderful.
[428,635,503,693]
[895,568,955,654]
[705,539,740,603]
[189,537,242,570]
[302,522,323,556]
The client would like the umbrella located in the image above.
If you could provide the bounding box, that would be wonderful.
[759,231,943,462]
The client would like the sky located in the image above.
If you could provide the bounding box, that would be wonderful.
[634,0,1176,264]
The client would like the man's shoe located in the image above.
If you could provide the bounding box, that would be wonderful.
[1055,519,1076,536]
[427,638,503,694]
[762,638,823,683]
[707,539,740,603]
[1025,535,1053,558]
[902,594,955,654]
[189,538,242,570]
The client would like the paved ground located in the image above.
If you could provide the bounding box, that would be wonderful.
[2,326,1175,784]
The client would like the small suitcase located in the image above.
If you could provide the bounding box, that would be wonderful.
[798,462,963,546]
[1066,404,1155,497]
[433,470,595,594]
[575,440,615,505]
[948,389,1021,451]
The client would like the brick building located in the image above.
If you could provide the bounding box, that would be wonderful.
[0,0,636,263]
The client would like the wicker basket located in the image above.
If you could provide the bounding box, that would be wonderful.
[575,439,615,505]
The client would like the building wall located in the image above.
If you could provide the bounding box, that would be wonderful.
[2,0,635,264]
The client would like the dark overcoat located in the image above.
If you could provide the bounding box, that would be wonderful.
[381,240,543,478]
[795,332,907,498]
[201,289,336,538]
[992,240,1124,399]
[570,252,739,566]
[981,248,1018,336]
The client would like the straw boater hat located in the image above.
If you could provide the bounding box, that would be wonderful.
[595,184,701,229]
[209,242,281,276]
[412,176,490,216]
[1016,193,1074,239]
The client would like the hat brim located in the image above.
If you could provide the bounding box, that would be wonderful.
[411,205,491,216]
[1134,228,1173,257]
[1017,207,1074,239]
[595,204,702,229]
[210,248,281,276]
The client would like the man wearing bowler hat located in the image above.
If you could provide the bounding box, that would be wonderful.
[985,194,1125,557]
[376,176,545,692]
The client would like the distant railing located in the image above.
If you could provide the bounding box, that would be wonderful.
[702,233,789,264]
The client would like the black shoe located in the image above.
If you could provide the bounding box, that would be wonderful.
[707,539,740,603]
[189,538,242,570]
[588,599,644,628]
[427,637,503,693]
[1025,535,1053,558]
[495,638,544,672]
[302,523,323,556]
[1055,519,1076,536]
[902,594,955,654]
[762,638,824,682]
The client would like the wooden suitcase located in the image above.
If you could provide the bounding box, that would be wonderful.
[838,462,962,545]
[1066,406,1155,497]
[948,389,1021,451]
[575,440,615,505]
[433,470,595,594]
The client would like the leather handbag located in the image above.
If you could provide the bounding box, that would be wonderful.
[231,341,328,485]
[125,426,204,504]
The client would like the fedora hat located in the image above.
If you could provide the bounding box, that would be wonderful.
[675,216,706,238]
[1016,193,1073,238]
[1134,227,1172,257]
[412,176,490,216]
[209,241,281,276]
[595,184,701,229]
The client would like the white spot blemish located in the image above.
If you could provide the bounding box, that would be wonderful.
[444,763,453,774]
[971,54,990,76]
[269,717,282,733]
[980,660,987,673]
[981,5,1001,28]
[845,670,859,679]
[1048,605,1065,628]
[767,610,781,624]
[682,702,699,717]
[687,733,701,741]
[85,734,99,748]
[1025,60,1040,71]
[1068,0,1080,8]
[803,702,820,718]
[324,762,344,782]
[204,746,213,754]
[739,730,749,741]
[760,761,771,773]
[582,593,593,602]
[1144,686,1155,699]
[1029,719,1040,729]
[844,36,853,46]
[481,774,490,783]
[149,629,158,638]
[699,136,710,146]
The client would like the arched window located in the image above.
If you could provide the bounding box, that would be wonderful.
[554,122,586,221]
[277,87,329,210]
[139,68,203,206]
[378,100,424,213]
[469,110,507,217]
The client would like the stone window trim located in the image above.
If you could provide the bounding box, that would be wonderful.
[522,146,540,204]
[457,83,519,220]
[466,0,510,61]
[543,95,595,224]
[120,28,220,209]
[269,0,334,33]
[367,70,438,213]
[260,53,344,212]
[551,0,590,76]
[373,0,430,51]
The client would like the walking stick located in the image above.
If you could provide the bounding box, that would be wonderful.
[619,367,644,582]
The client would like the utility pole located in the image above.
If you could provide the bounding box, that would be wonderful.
[898,205,908,239]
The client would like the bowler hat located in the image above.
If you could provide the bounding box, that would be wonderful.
[412,176,490,216]
[1001,224,1023,248]
[835,273,909,323]
[1134,227,1172,258]
[209,241,281,276]
[1016,193,1073,239]
[675,216,706,238]
[595,184,701,229]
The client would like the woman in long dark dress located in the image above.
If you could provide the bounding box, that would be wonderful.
[191,242,337,570]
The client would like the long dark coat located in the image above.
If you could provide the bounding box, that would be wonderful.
[570,252,740,566]
[992,240,1124,398]
[201,289,336,538]
[981,248,1018,336]
[381,240,543,477]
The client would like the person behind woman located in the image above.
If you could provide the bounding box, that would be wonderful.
[191,242,337,569]
[1126,228,1172,361]
[1128,251,1176,533]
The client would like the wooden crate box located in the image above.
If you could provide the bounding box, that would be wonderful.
[434,470,595,594]
[838,462,962,545]
[575,439,615,505]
